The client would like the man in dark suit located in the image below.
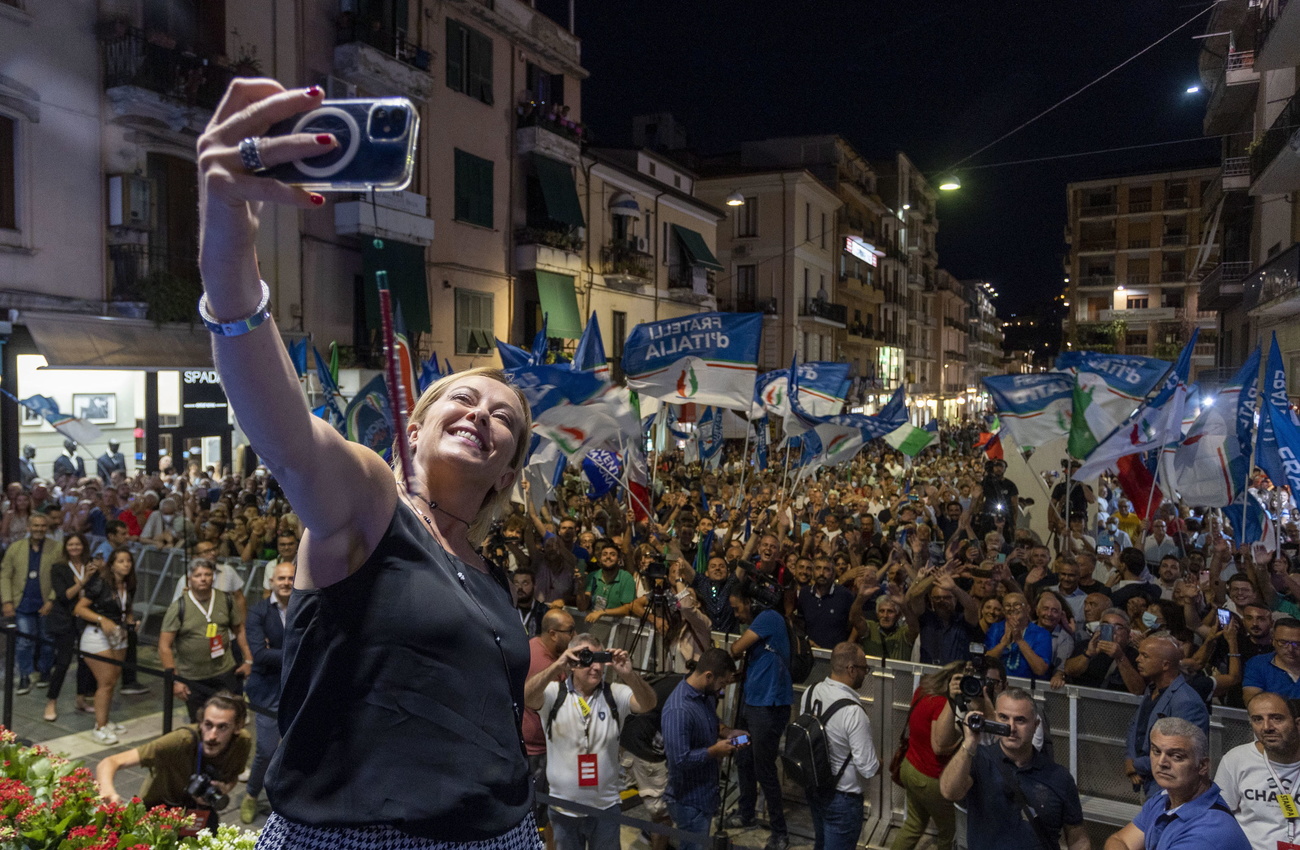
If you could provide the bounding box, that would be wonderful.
[52,440,85,482]
[1125,634,1210,796]
[240,560,292,823]
[96,440,127,484]
[18,445,37,489]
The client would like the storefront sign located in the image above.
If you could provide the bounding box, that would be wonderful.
[180,370,230,431]
[845,236,879,267]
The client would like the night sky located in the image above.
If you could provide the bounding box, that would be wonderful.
[565,0,1221,316]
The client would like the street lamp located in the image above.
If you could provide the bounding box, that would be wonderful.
[725,190,745,207]
[937,174,961,191]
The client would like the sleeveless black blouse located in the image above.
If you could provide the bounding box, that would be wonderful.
[266,504,531,841]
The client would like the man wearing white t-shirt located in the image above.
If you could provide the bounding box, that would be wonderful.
[1214,691,1300,850]
[524,635,656,849]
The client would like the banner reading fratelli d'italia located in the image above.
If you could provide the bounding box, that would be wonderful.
[621,312,762,410]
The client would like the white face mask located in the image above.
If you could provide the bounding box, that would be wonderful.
[1107,524,1118,533]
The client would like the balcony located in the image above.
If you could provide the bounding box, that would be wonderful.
[333,16,434,101]
[1077,239,1118,253]
[1127,238,1151,249]
[1099,307,1176,322]
[1160,271,1187,283]
[1164,197,1190,210]
[799,298,848,327]
[1245,243,1300,317]
[1077,274,1116,288]
[1222,156,1251,190]
[1079,203,1117,218]
[1163,233,1189,247]
[107,243,200,322]
[1128,201,1153,214]
[847,323,871,341]
[943,349,967,363]
[515,226,584,274]
[600,240,654,291]
[1125,273,1149,286]
[335,191,435,246]
[1250,91,1300,195]
[1257,0,1300,71]
[99,24,236,133]
[667,264,715,305]
[516,107,584,168]
[1199,261,1252,309]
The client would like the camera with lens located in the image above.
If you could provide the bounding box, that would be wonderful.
[575,648,615,667]
[956,657,996,712]
[964,713,1012,737]
[185,769,229,811]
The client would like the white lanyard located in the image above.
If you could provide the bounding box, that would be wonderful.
[69,563,85,584]
[1260,748,1300,839]
[187,590,215,623]
[117,586,128,615]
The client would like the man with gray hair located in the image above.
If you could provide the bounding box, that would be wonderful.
[1105,716,1249,850]
[158,559,252,721]
[140,496,195,548]
[524,634,656,850]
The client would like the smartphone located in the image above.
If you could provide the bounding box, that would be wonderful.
[262,98,419,191]
[1099,623,1116,643]
[1199,569,1211,584]
[731,734,751,746]
[1097,545,1114,556]
[1217,608,1232,628]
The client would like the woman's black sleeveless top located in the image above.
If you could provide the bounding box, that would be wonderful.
[266,504,531,841]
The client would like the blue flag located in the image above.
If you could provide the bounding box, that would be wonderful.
[418,351,442,394]
[582,449,623,500]
[983,373,1075,449]
[622,312,762,409]
[572,312,609,377]
[312,345,346,432]
[1260,333,1300,495]
[698,406,724,466]
[287,338,308,378]
[497,338,532,370]
[344,374,394,456]
[754,416,769,471]
[531,314,550,365]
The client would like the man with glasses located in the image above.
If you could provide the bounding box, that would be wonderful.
[799,643,878,850]
[1242,618,1300,703]
[524,609,576,845]
[1125,634,1210,796]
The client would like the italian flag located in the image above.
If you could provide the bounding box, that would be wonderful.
[884,423,936,457]
[1067,379,1109,459]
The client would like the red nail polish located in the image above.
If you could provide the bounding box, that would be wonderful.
[316,134,334,145]
[310,194,325,206]
[306,86,323,97]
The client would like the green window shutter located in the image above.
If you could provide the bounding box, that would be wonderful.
[454,149,493,228]
[445,19,465,93]
[477,156,494,227]
[469,29,493,104]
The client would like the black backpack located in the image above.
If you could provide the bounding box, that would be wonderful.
[785,618,815,684]
[781,691,864,792]
[545,681,621,739]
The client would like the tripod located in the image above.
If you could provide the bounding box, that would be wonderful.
[626,578,678,676]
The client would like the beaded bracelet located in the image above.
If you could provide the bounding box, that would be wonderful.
[198,280,272,336]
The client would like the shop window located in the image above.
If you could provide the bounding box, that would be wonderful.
[0,114,13,230]
[453,148,493,228]
[446,18,493,105]
[455,288,493,355]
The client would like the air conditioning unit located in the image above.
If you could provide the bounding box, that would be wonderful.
[733,244,749,258]
[635,236,649,252]
[107,175,152,229]
[326,75,357,99]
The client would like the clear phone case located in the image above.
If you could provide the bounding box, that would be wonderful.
[261,98,419,192]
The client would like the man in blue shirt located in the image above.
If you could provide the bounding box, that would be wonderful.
[1241,618,1300,704]
[1105,717,1249,850]
[796,557,854,648]
[1125,635,1210,796]
[727,579,793,850]
[662,648,741,850]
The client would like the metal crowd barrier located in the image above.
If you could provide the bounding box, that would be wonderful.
[571,609,1253,848]
[126,544,271,640]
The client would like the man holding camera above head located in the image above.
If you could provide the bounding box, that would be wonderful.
[939,688,1089,850]
[524,635,655,850]
[95,691,252,832]
[1106,717,1250,850]
[976,459,1018,537]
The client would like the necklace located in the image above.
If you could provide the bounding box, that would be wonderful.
[424,495,474,527]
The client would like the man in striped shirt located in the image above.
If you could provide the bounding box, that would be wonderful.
[663,648,742,850]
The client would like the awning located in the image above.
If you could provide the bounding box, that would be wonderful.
[24,311,308,370]
[532,154,586,229]
[363,239,430,334]
[609,192,641,219]
[671,224,723,271]
[535,271,584,339]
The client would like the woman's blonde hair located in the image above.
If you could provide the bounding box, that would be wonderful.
[397,367,532,544]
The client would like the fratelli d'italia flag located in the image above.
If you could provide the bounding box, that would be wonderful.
[621,312,762,410]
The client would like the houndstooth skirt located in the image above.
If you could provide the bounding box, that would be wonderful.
[255,812,543,850]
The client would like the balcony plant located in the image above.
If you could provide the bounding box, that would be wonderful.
[517,226,583,253]
[140,268,202,326]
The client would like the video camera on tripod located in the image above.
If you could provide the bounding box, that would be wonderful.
[732,561,785,611]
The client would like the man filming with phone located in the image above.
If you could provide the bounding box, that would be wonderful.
[939,688,1089,850]
[524,635,655,849]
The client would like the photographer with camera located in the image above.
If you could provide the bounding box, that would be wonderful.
[95,691,252,832]
[524,636,655,850]
[939,689,1088,850]
[976,459,1018,538]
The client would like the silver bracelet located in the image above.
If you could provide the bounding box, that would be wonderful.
[198,280,272,336]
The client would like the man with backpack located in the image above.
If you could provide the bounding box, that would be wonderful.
[524,635,656,850]
[727,577,795,850]
[786,643,879,850]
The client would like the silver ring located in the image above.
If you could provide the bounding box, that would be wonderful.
[239,136,266,173]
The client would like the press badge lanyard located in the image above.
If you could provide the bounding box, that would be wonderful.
[567,679,601,788]
[1261,748,1300,840]
[188,591,224,658]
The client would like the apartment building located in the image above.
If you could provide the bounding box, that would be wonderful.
[965,279,1002,405]
[1064,166,1220,377]
[1195,0,1300,374]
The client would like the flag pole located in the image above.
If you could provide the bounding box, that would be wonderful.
[737,411,753,502]
[616,438,655,521]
